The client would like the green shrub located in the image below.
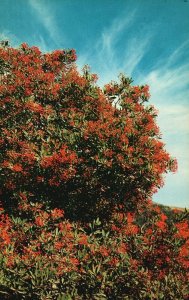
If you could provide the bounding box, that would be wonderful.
[0,201,188,299]
[0,43,177,221]
[0,43,186,299]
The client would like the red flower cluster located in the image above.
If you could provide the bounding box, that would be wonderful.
[0,44,184,298]
[0,44,177,220]
[0,200,188,299]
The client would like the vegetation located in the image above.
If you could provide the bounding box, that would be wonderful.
[0,43,188,299]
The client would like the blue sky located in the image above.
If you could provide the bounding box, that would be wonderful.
[0,0,189,207]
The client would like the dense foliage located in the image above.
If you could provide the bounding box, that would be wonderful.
[0,43,177,220]
[0,201,188,299]
[0,43,186,300]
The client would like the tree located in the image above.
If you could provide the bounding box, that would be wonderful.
[0,43,177,221]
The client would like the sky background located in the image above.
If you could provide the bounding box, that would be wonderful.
[0,0,189,208]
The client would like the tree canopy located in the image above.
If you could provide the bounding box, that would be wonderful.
[0,43,177,221]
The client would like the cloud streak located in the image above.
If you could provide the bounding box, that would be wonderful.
[122,36,152,75]
[96,10,153,85]
[98,11,136,62]
[78,9,157,88]
[139,41,189,208]
[78,10,143,85]
[28,0,62,46]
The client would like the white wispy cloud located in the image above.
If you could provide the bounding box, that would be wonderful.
[140,41,189,137]
[157,105,189,135]
[97,11,136,63]
[139,41,189,208]
[164,39,189,68]
[122,35,154,76]
[35,35,50,53]
[142,63,189,101]
[78,10,156,88]
[28,0,62,45]
[97,11,154,85]
[78,10,140,85]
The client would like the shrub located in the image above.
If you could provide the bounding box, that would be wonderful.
[0,201,188,299]
[0,43,177,221]
[0,43,185,299]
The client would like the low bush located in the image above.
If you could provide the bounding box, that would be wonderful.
[0,200,188,299]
